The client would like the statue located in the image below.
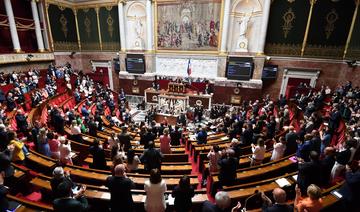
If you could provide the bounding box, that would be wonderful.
[135,16,143,38]
[133,15,145,49]
[239,15,251,37]
[235,12,252,52]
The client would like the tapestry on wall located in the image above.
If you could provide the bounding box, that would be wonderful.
[156,0,221,51]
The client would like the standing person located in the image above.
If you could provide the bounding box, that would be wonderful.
[140,142,163,172]
[0,170,9,212]
[170,125,182,146]
[172,175,195,212]
[339,160,360,212]
[37,128,51,157]
[106,164,135,212]
[297,151,322,195]
[89,139,107,170]
[70,120,83,143]
[207,145,221,172]
[48,132,60,160]
[270,137,286,161]
[126,149,140,172]
[160,128,171,154]
[251,138,266,166]
[196,128,207,145]
[284,126,298,156]
[118,126,132,152]
[7,131,25,164]
[144,169,167,212]
[59,136,73,165]
[218,149,237,189]
[330,141,352,182]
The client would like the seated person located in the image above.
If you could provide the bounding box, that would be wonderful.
[294,184,323,212]
[262,188,293,212]
[50,167,75,199]
[202,191,241,212]
[53,181,88,212]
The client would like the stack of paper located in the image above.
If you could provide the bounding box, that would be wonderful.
[275,178,291,188]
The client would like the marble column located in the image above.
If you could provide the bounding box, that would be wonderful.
[118,0,126,51]
[257,0,271,54]
[220,0,231,53]
[31,0,45,52]
[37,1,50,50]
[4,0,21,52]
[252,56,265,80]
[146,0,153,51]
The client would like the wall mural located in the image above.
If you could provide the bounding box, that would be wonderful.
[156,0,221,51]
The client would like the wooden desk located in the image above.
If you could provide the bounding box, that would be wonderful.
[145,88,213,109]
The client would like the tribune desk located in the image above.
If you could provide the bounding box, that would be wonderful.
[144,88,213,109]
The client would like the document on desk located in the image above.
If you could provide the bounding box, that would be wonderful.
[275,178,291,188]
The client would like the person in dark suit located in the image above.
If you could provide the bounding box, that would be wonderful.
[241,124,253,146]
[202,191,241,212]
[170,125,182,146]
[106,164,135,212]
[339,160,360,212]
[197,128,208,145]
[89,139,107,170]
[15,110,28,135]
[320,147,336,186]
[50,167,75,199]
[143,127,156,149]
[297,151,322,195]
[140,142,163,172]
[218,149,237,187]
[172,175,195,212]
[87,117,97,137]
[329,107,341,133]
[0,125,9,152]
[6,92,16,111]
[53,111,65,135]
[284,126,298,156]
[118,126,132,152]
[262,188,293,212]
[53,181,88,212]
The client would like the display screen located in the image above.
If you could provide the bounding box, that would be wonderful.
[126,54,145,74]
[226,57,253,80]
[262,65,278,79]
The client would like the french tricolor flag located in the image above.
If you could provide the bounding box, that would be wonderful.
[187,59,192,76]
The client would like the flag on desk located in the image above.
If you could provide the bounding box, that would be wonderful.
[187,59,192,76]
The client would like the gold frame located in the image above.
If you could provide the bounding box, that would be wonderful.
[154,0,223,54]
[343,0,360,59]
[301,0,317,56]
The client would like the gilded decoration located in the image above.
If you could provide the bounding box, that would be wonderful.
[282,8,295,39]
[105,6,114,39]
[60,14,68,38]
[58,5,66,11]
[54,41,78,51]
[84,16,91,38]
[305,44,344,58]
[324,9,338,39]
[265,43,302,56]
[287,0,295,3]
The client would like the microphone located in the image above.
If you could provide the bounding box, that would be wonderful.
[242,190,259,212]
